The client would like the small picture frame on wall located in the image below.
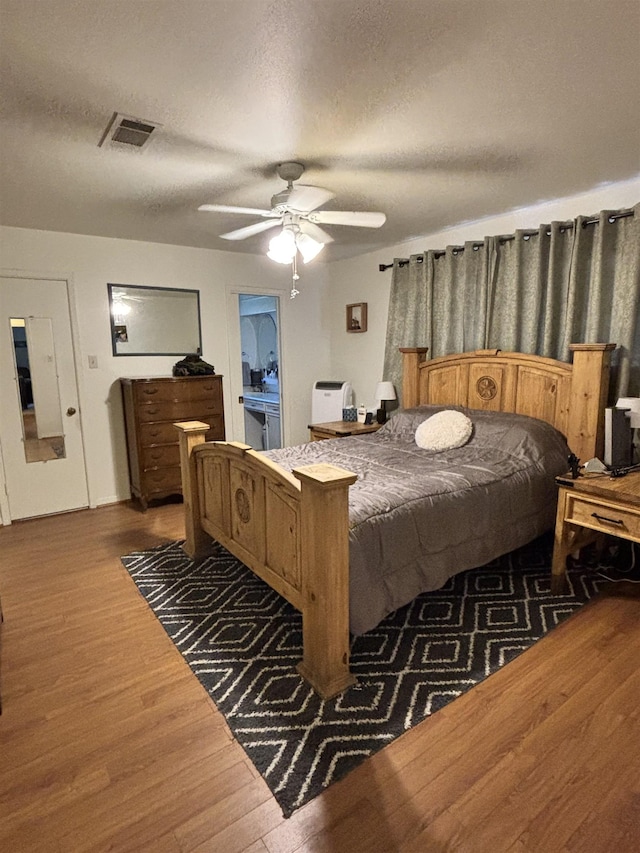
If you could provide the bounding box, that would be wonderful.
[346,302,367,333]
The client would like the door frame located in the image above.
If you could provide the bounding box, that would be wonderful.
[0,268,91,525]
[225,283,287,447]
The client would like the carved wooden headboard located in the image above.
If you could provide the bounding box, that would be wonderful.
[400,344,615,464]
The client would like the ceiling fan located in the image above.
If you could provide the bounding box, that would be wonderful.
[198,161,386,258]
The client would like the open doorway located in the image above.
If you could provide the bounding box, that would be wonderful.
[239,294,282,450]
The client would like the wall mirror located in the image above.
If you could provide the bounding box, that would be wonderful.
[108,283,202,356]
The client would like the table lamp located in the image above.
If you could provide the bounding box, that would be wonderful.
[375,381,397,424]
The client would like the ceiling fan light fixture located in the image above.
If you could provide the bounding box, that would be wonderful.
[296,232,324,263]
[267,227,297,264]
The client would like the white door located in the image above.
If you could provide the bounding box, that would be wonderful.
[0,277,89,520]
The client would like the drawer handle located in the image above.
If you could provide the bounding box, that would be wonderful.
[143,388,159,396]
[147,407,160,415]
[591,512,624,527]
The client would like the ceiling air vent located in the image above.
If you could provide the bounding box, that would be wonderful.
[98,112,161,151]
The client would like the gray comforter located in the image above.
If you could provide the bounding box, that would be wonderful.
[265,406,570,635]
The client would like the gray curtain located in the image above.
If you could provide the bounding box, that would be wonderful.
[566,208,640,395]
[383,239,495,400]
[383,203,640,403]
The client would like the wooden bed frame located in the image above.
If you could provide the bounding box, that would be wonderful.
[175,343,614,698]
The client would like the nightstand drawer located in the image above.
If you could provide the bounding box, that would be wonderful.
[565,494,640,540]
[309,429,333,441]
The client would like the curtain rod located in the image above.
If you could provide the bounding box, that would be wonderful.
[378,208,635,271]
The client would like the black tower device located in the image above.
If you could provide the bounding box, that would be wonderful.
[604,406,633,468]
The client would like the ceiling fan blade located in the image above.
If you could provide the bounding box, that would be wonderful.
[299,221,334,244]
[286,185,335,213]
[308,210,386,228]
[219,219,282,241]
[198,203,275,216]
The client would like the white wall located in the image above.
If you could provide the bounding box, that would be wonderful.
[326,178,640,407]
[0,226,330,518]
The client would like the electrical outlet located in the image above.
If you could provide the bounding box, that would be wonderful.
[88,355,98,369]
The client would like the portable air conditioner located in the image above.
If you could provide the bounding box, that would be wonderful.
[311,380,353,423]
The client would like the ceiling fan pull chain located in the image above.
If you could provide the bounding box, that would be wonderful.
[290,254,300,299]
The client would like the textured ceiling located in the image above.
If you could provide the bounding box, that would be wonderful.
[0,0,639,262]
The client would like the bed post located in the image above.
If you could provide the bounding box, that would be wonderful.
[174,421,211,559]
[568,343,616,463]
[399,347,429,407]
[293,463,358,699]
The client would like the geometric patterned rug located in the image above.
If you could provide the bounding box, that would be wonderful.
[121,533,602,818]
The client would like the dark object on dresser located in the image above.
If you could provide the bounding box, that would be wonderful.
[172,353,216,376]
[121,375,224,510]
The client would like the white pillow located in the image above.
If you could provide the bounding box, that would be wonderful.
[415,410,473,452]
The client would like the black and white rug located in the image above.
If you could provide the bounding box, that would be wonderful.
[121,534,602,817]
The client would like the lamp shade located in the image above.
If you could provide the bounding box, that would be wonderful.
[296,232,324,263]
[616,397,640,428]
[267,228,296,264]
[375,381,397,403]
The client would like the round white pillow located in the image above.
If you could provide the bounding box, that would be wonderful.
[415,410,473,452]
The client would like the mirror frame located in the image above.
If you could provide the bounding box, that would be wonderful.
[108,283,202,356]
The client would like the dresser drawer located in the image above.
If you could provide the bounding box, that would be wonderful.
[139,421,183,446]
[141,444,180,470]
[139,417,224,445]
[565,494,640,540]
[133,377,222,404]
[202,414,225,440]
[137,398,222,423]
[140,467,182,494]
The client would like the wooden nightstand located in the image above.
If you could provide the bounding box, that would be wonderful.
[308,420,382,441]
[551,470,640,593]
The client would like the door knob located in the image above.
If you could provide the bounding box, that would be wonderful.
[66,407,77,416]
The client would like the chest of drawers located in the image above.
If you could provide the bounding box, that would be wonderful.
[121,375,225,509]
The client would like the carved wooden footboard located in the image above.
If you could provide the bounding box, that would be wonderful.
[174,422,357,698]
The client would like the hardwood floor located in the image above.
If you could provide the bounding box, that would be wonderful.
[0,502,638,852]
